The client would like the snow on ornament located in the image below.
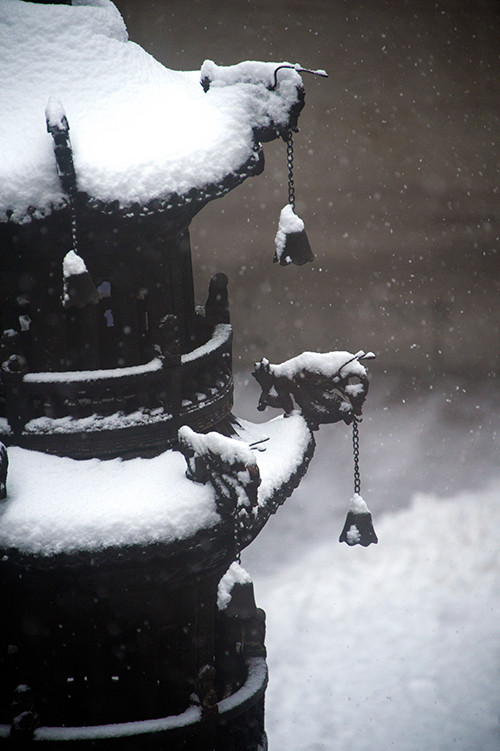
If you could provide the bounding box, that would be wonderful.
[252,350,378,546]
[339,492,378,547]
[62,250,99,309]
[178,425,261,557]
[217,561,252,611]
[252,349,374,428]
[274,203,313,266]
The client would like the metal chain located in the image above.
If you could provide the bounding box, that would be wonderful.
[352,417,361,495]
[286,131,296,211]
[70,204,78,254]
[233,513,241,564]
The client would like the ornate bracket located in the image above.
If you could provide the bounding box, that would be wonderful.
[252,349,375,430]
[178,426,261,551]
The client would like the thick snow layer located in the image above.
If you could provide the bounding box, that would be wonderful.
[0,0,303,223]
[248,484,500,751]
[0,447,218,554]
[263,349,370,381]
[0,413,311,554]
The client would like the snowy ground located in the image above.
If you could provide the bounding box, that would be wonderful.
[238,375,500,751]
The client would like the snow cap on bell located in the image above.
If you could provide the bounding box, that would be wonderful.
[274,204,314,266]
[339,493,378,547]
[62,250,99,309]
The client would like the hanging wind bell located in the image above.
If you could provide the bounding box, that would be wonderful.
[274,130,315,266]
[62,250,100,309]
[46,99,99,311]
[270,65,327,267]
[339,416,378,546]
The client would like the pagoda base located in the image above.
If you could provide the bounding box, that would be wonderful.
[0,657,267,750]
[0,412,315,748]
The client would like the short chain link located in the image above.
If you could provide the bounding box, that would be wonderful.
[70,204,78,254]
[352,417,361,495]
[233,514,241,564]
[286,131,295,210]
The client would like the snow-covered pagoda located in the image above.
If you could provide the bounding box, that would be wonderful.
[0,1,374,748]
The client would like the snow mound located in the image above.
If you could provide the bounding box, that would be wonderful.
[254,483,500,751]
[0,446,217,554]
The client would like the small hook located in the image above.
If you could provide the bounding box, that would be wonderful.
[336,350,375,379]
[249,437,270,452]
[270,64,328,91]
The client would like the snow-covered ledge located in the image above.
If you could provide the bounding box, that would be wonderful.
[0,413,312,556]
[23,358,163,385]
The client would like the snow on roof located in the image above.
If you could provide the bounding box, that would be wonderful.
[0,414,311,555]
[0,0,304,224]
